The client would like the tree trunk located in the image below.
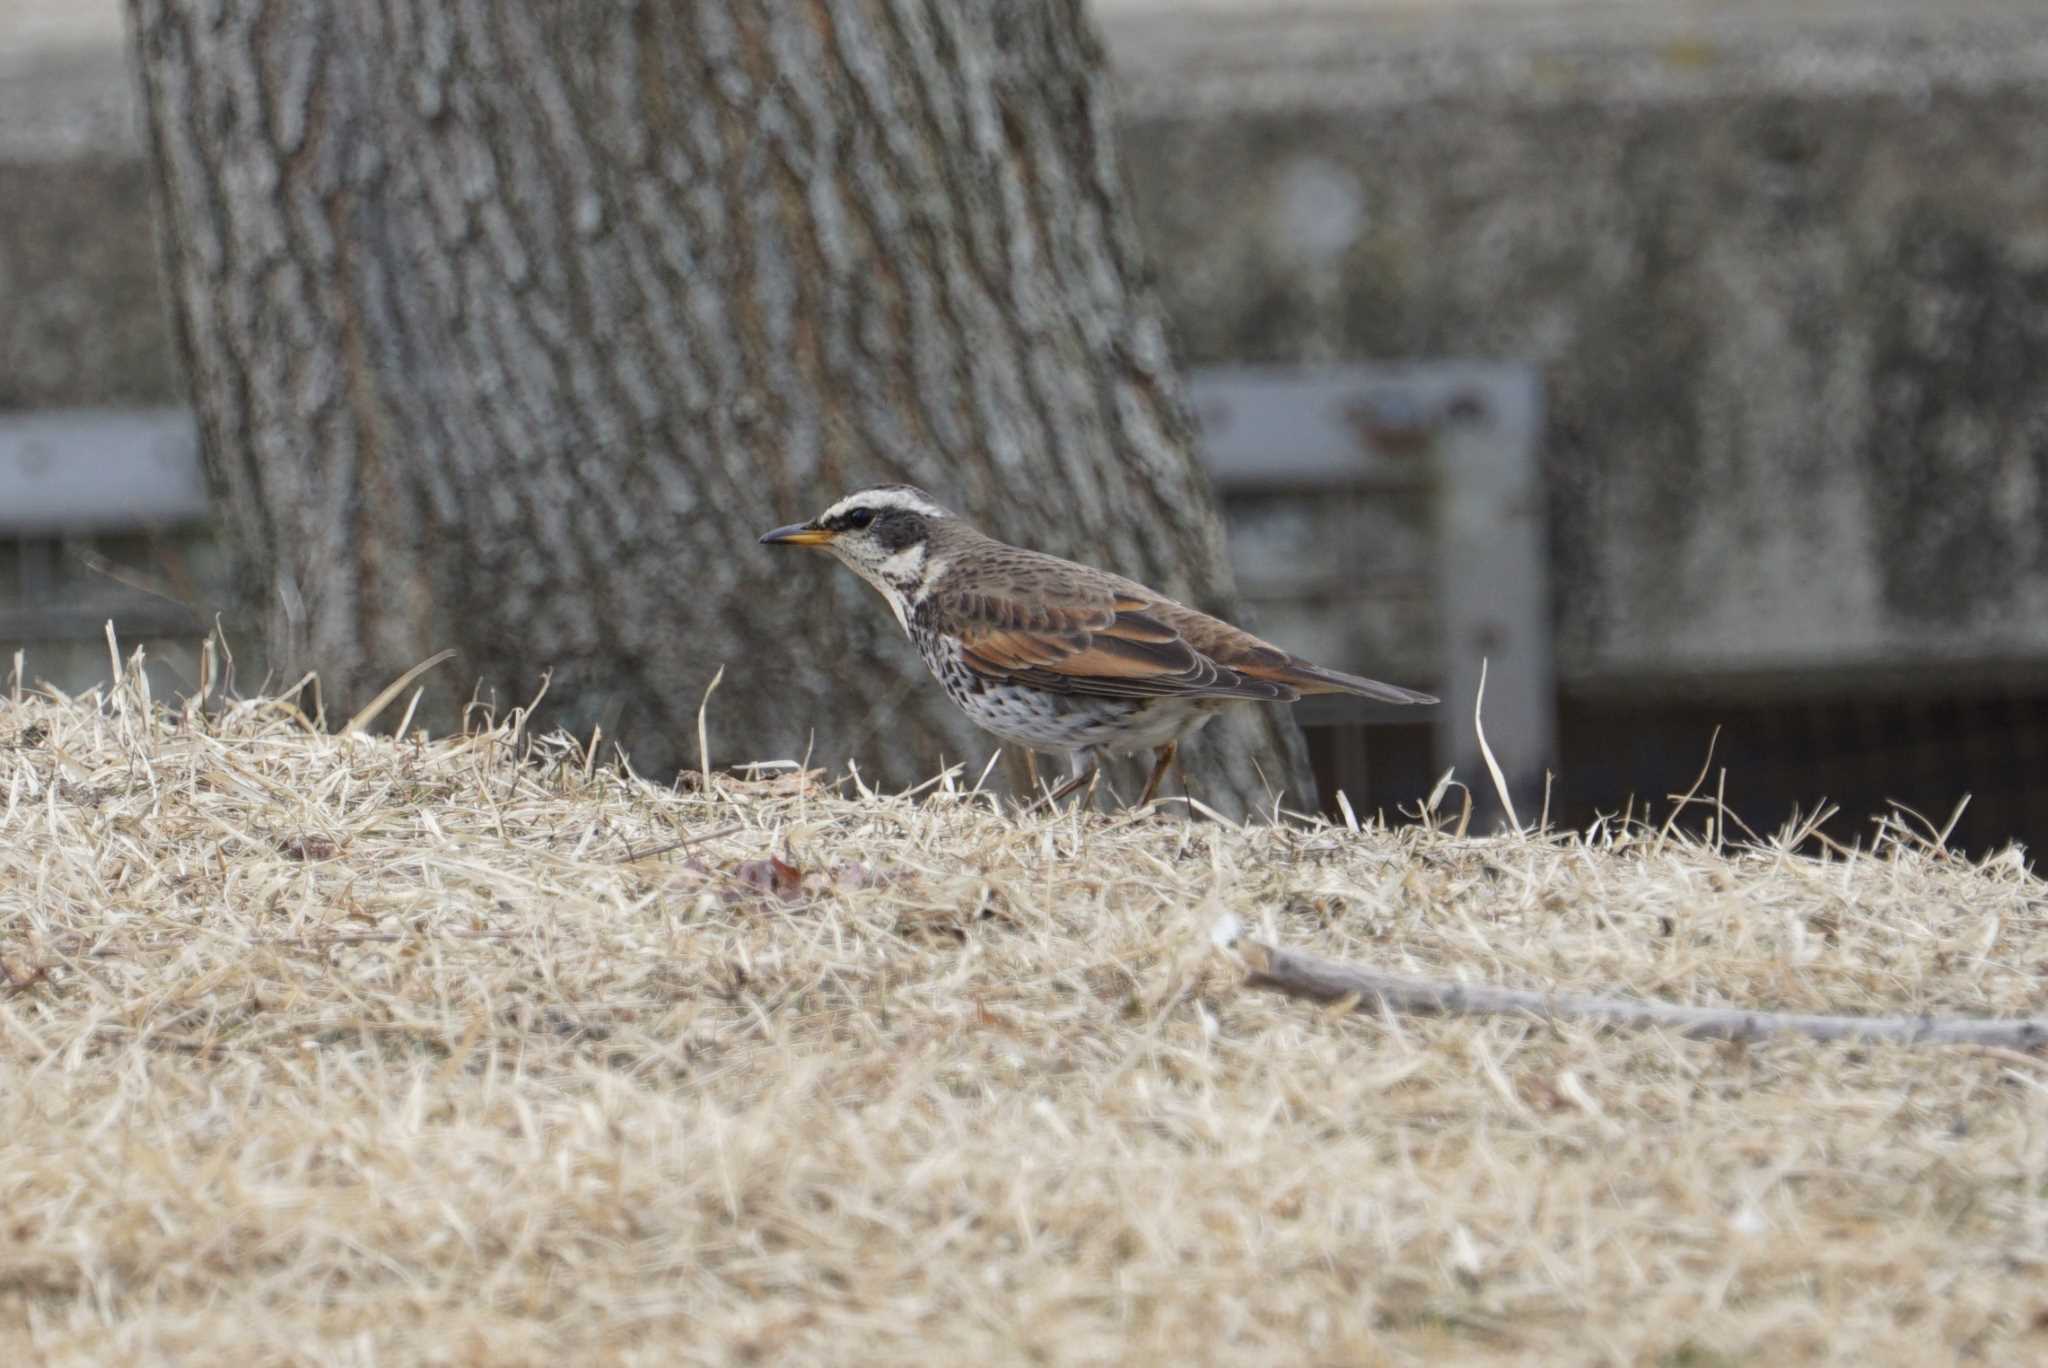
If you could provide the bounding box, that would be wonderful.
[125,0,1313,813]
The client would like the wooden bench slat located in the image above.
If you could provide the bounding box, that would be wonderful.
[0,410,207,535]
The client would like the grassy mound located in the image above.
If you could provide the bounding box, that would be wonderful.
[2,679,2044,1364]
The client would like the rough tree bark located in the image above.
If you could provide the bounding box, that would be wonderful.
[125,0,1313,812]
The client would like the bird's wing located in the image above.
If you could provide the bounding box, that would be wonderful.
[936,581,1297,703]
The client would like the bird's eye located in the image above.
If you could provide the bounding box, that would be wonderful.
[845,507,875,529]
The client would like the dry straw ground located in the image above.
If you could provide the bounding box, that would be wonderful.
[3,656,2047,1365]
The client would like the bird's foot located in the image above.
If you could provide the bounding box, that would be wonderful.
[1022,759,1098,816]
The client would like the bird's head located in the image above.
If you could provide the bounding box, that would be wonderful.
[760,485,956,627]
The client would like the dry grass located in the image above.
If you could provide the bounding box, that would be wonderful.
[3,669,2047,1367]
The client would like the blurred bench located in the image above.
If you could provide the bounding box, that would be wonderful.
[1189,363,1553,821]
[0,408,210,656]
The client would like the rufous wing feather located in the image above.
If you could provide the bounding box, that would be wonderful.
[939,586,1294,703]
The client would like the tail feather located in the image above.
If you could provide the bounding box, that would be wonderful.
[1285,663,1437,705]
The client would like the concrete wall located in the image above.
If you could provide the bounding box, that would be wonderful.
[9,0,2048,699]
[0,14,177,409]
[1106,0,2048,690]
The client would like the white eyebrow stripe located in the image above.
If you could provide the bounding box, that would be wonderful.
[819,487,948,522]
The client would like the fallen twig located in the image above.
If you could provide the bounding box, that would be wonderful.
[616,822,744,863]
[1228,929,2048,1048]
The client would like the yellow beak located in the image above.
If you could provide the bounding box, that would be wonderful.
[759,523,834,547]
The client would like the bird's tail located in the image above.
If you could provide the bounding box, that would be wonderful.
[1286,664,1437,705]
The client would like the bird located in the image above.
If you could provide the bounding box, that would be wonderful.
[760,485,1437,808]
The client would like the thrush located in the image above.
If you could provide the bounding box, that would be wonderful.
[760,485,1437,807]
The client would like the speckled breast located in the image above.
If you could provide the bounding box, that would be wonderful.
[908,617,1215,756]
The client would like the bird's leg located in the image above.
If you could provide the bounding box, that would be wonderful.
[1137,741,1178,808]
[1027,751,1097,813]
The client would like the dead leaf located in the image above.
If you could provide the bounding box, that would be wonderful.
[730,856,805,904]
[1,959,49,994]
[277,834,340,862]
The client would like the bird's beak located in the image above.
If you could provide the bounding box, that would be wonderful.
[759,522,834,547]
